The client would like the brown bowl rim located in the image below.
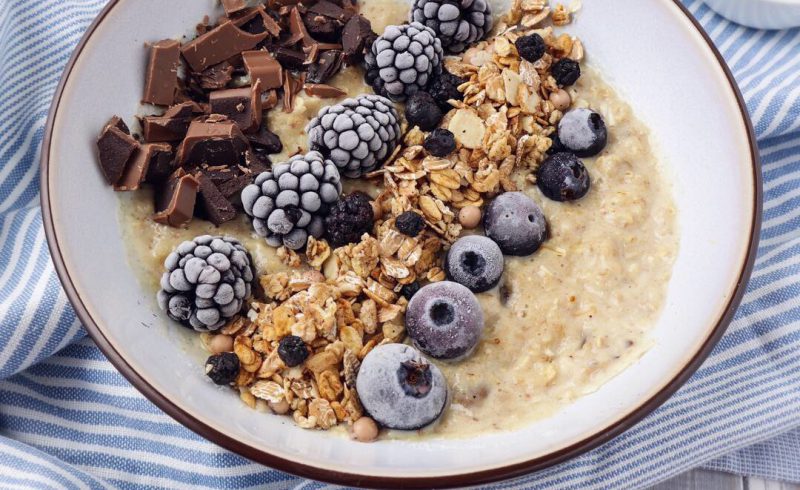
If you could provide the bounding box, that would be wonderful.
[40,1,762,487]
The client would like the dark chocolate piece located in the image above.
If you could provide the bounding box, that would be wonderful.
[97,121,139,185]
[304,83,346,98]
[221,0,247,16]
[144,143,176,184]
[176,119,250,166]
[306,49,343,84]
[217,172,255,200]
[342,15,376,64]
[181,21,268,72]
[209,81,263,133]
[235,7,282,37]
[199,61,234,90]
[303,12,341,43]
[242,50,283,90]
[308,0,349,22]
[107,115,130,135]
[154,170,200,227]
[247,124,283,155]
[114,143,171,191]
[274,47,307,71]
[142,40,181,106]
[289,7,314,48]
[196,173,238,225]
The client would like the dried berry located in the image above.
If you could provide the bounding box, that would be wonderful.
[205,352,240,385]
[426,70,466,111]
[515,34,546,62]
[551,58,581,86]
[395,211,425,237]
[406,92,443,131]
[423,128,456,157]
[325,191,375,247]
[400,281,421,300]
[277,335,309,367]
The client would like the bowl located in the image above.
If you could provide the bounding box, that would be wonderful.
[41,0,760,486]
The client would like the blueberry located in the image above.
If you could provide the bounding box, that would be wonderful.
[277,335,309,367]
[484,192,547,256]
[537,152,590,202]
[400,281,421,300]
[557,108,607,157]
[205,352,240,385]
[406,281,484,360]
[405,92,443,131]
[423,128,456,157]
[551,58,581,86]
[445,235,504,293]
[356,344,448,430]
[426,70,466,111]
[515,34,546,62]
[395,211,425,237]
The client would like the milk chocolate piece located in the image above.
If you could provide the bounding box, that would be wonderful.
[107,115,130,134]
[289,7,314,48]
[164,101,204,118]
[177,119,250,166]
[242,50,283,90]
[221,0,247,16]
[97,120,139,185]
[196,173,238,225]
[248,125,283,155]
[144,143,176,184]
[306,49,343,84]
[114,144,168,191]
[304,83,346,98]
[274,47,307,70]
[342,15,376,64]
[181,21,268,72]
[282,72,304,113]
[199,61,234,90]
[234,6,282,37]
[143,102,205,142]
[209,81,263,133]
[142,40,180,106]
[154,170,200,227]
[263,90,279,110]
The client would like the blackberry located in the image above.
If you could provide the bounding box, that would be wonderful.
[426,70,466,111]
[205,352,240,385]
[306,95,401,178]
[277,335,310,367]
[423,128,456,156]
[325,191,375,247]
[241,152,342,250]
[406,92,443,131]
[411,0,493,54]
[396,211,425,237]
[551,58,581,86]
[364,22,443,102]
[156,236,254,332]
[515,34,546,62]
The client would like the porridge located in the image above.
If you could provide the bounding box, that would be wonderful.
[103,0,677,441]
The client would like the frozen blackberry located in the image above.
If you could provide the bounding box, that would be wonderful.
[426,70,466,111]
[325,191,375,247]
[551,58,581,86]
[406,92,443,131]
[241,152,342,250]
[411,0,493,54]
[424,128,456,156]
[156,236,254,332]
[307,95,401,178]
[365,22,443,102]
[205,352,240,385]
[395,211,425,237]
[515,34,546,62]
[277,335,309,367]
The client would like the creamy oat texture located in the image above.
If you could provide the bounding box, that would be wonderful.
[119,1,677,438]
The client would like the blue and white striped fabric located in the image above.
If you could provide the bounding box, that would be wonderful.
[1,0,800,488]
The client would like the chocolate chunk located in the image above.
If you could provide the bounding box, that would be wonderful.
[308,0,350,22]
[303,12,341,44]
[263,90,279,110]
[217,172,255,200]
[247,124,283,155]
[114,143,171,191]
[282,72,304,113]
[306,50,343,84]
[221,0,247,16]
[209,81,262,133]
[274,47,307,71]
[143,102,205,142]
[304,83,346,98]
[154,169,200,227]
[181,21,268,72]
[234,7,282,37]
[97,120,139,185]
[164,101,204,118]
[342,15,376,64]
[242,50,283,90]
[196,15,212,36]
[195,173,238,225]
[177,119,250,167]
[199,61,234,90]
[144,143,176,184]
[142,40,180,106]
[289,7,314,48]
[107,115,130,134]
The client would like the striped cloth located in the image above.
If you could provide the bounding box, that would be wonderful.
[1,0,799,488]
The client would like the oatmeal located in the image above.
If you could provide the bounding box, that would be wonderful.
[112,0,677,440]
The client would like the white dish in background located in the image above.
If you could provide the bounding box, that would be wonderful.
[41,0,760,486]
[705,0,800,30]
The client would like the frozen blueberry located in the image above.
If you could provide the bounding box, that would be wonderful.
[356,343,448,430]
[395,211,425,237]
[406,281,484,360]
[445,235,504,293]
[277,335,309,367]
[551,58,581,86]
[205,352,240,385]
[400,281,421,300]
[484,192,547,256]
[406,92,443,131]
[537,152,590,201]
[557,108,607,157]
[515,34,546,62]
[423,128,456,157]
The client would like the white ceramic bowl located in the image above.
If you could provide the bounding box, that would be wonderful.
[42,0,760,486]
[705,0,800,30]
